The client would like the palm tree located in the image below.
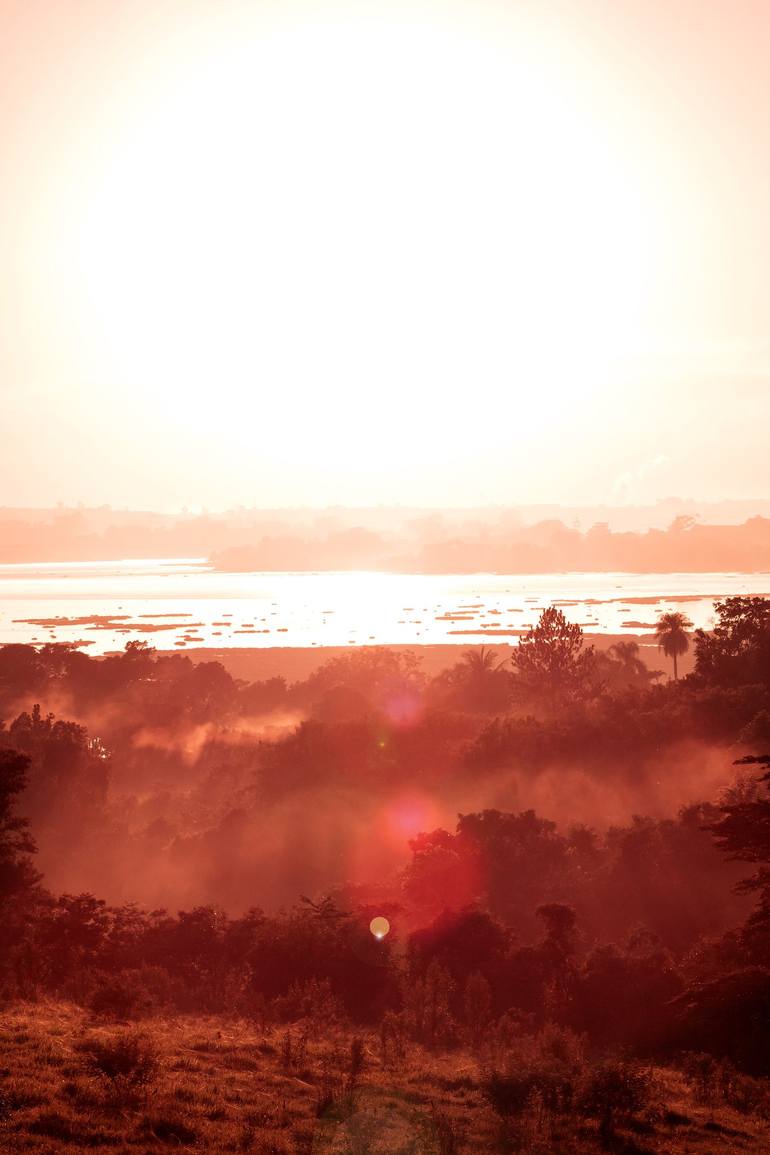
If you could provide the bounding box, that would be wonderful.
[455,646,510,709]
[461,646,506,677]
[655,611,692,680]
[607,640,647,677]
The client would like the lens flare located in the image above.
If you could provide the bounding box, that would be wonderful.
[369,916,390,940]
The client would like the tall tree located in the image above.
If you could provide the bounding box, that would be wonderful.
[0,748,40,908]
[709,755,770,964]
[655,611,692,680]
[511,606,595,710]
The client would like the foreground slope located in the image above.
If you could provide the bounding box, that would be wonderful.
[1,1003,769,1154]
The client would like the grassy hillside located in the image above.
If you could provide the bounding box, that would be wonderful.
[1,1003,768,1153]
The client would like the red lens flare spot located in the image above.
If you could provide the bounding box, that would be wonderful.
[385,795,438,841]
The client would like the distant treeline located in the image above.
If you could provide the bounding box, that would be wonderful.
[3,503,770,571]
[212,515,770,574]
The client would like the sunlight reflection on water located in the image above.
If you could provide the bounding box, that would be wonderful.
[0,560,767,655]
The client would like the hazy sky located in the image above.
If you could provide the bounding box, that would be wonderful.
[2,0,769,510]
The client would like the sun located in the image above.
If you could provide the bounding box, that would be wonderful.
[48,0,667,504]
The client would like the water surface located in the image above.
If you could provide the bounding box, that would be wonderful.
[0,560,767,655]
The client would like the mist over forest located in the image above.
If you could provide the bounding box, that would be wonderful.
[4,0,770,1146]
[2,598,770,1072]
[3,596,770,1150]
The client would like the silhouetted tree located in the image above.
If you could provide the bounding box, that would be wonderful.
[709,755,770,964]
[601,640,661,690]
[408,907,508,1001]
[694,596,770,688]
[672,966,770,1076]
[711,755,770,868]
[655,611,691,680]
[428,646,511,712]
[511,607,595,710]
[574,930,681,1049]
[0,749,40,907]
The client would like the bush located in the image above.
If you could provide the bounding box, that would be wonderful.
[279,1028,308,1072]
[421,1103,466,1155]
[379,1009,409,1067]
[672,966,770,1076]
[28,1110,115,1145]
[78,1030,160,1094]
[314,1036,365,1122]
[481,1028,583,1124]
[139,1114,198,1145]
[89,977,138,1020]
[681,1051,770,1117]
[462,972,492,1050]
[483,1065,575,1119]
[272,977,344,1032]
[680,1051,721,1107]
[402,960,457,1049]
[724,1069,770,1117]
[483,1039,657,1150]
[577,1060,658,1144]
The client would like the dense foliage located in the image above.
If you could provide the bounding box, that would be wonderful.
[1,595,770,1083]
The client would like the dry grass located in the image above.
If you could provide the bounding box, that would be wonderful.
[0,1002,767,1153]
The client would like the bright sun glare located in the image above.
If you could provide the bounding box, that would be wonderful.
[44,0,670,499]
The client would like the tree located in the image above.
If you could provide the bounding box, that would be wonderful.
[672,963,770,1075]
[706,754,770,978]
[693,596,770,688]
[429,646,511,712]
[711,756,770,870]
[0,645,45,713]
[654,611,692,680]
[7,706,109,824]
[460,646,507,683]
[0,749,40,908]
[598,641,661,691]
[709,756,770,960]
[408,907,508,996]
[511,607,595,710]
[0,748,42,990]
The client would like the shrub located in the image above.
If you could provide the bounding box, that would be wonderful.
[272,977,344,1032]
[139,1114,198,1145]
[680,1051,721,1107]
[28,1110,114,1145]
[78,1029,160,1094]
[314,1036,365,1122]
[280,1028,308,1072]
[402,960,457,1049]
[243,988,273,1031]
[577,1060,658,1144]
[421,1103,466,1155]
[723,1069,770,1117]
[89,977,137,1020]
[379,1009,408,1068]
[481,1028,583,1128]
[462,972,492,1050]
[482,1037,656,1150]
[483,1066,575,1119]
[681,1052,770,1117]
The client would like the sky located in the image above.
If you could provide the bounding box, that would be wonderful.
[1,0,769,511]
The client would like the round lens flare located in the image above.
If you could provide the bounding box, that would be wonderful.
[369,916,390,940]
